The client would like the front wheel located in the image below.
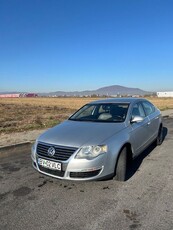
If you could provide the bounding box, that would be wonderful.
[115,147,128,181]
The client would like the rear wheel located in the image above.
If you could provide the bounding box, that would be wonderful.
[115,147,128,181]
[156,125,163,146]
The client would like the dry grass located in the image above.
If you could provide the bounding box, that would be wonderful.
[0,97,94,109]
[0,97,173,134]
[0,97,95,134]
[146,97,173,110]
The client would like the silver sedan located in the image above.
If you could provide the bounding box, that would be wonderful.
[31,98,163,181]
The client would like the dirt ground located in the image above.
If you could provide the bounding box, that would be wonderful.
[0,129,45,147]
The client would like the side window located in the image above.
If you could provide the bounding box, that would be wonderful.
[142,101,155,116]
[132,103,146,119]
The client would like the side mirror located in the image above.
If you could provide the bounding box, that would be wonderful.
[131,116,144,123]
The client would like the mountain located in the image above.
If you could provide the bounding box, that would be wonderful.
[0,85,152,97]
[39,85,152,97]
[95,85,149,96]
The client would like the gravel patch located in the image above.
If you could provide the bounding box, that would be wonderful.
[0,129,45,147]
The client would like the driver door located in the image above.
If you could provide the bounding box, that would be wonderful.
[129,103,150,156]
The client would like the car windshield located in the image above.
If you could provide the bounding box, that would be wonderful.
[69,103,129,122]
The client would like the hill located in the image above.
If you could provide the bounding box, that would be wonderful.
[40,85,151,97]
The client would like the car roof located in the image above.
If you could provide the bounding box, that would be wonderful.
[89,97,148,104]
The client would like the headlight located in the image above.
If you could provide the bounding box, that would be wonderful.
[31,141,37,159]
[75,145,107,160]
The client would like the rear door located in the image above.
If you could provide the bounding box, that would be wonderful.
[142,101,160,142]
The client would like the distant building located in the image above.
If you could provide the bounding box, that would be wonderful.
[0,93,38,98]
[25,93,38,97]
[132,95,140,98]
[0,94,20,98]
[157,92,173,97]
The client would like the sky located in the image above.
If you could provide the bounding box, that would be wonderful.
[0,0,173,93]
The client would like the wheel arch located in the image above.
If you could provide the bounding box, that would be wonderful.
[114,142,133,175]
[159,122,163,129]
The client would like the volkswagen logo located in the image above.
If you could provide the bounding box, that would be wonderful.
[47,147,56,157]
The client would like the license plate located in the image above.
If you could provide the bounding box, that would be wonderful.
[38,158,61,171]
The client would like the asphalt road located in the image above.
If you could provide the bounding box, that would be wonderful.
[0,118,173,230]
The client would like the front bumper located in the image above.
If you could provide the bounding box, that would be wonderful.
[31,152,107,181]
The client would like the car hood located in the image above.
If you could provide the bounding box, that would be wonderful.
[38,120,126,148]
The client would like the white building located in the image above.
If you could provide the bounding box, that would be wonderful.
[157,92,173,97]
[0,93,21,98]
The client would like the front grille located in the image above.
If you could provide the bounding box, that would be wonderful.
[38,165,65,177]
[37,142,78,161]
[70,169,101,178]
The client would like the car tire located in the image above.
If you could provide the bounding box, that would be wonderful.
[156,125,163,145]
[115,147,128,181]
